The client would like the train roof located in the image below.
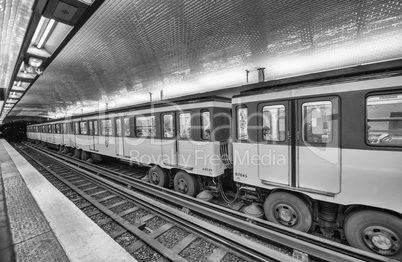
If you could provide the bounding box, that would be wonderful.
[30,95,231,125]
[234,59,402,99]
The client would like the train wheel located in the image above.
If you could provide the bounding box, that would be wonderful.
[81,151,89,161]
[73,149,81,159]
[263,191,312,232]
[148,166,169,188]
[58,145,64,154]
[173,171,200,197]
[344,210,402,260]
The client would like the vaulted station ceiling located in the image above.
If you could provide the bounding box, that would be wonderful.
[1,0,402,123]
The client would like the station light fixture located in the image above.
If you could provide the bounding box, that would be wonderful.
[77,0,95,5]
[31,17,57,50]
[1,0,98,122]
[28,57,43,68]
[37,19,56,49]
[31,16,46,46]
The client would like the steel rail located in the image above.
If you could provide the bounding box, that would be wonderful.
[25,143,397,262]
[21,144,297,262]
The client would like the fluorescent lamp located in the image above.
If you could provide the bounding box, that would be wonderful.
[37,19,56,49]
[31,16,46,44]
[77,0,95,6]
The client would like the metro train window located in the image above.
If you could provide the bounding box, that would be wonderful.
[163,114,174,138]
[237,107,248,140]
[302,101,333,144]
[123,117,132,137]
[88,121,93,135]
[80,121,87,135]
[262,105,286,141]
[135,116,155,137]
[179,113,191,139]
[94,120,99,135]
[366,93,402,146]
[201,111,211,140]
[55,124,60,134]
[63,123,67,134]
[100,119,112,136]
[115,118,122,137]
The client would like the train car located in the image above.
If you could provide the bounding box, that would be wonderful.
[232,72,402,259]
[27,96,232,197]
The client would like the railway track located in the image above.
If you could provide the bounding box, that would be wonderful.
[15,143,295,262]
[16,142,397,262]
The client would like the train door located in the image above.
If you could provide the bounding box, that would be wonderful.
[73,122,78,147]
[49,124,53,143]
[258,101,291,185]
[123,117,133,157]
[68,122,73,146]
[93,120,99,151]
[115,117,124,156]
[60,124,64,144]
[52,125,56,143]
[89,120,96,151]
[296,97,340,194]
[161,113,177,166]
[177,112,194,168]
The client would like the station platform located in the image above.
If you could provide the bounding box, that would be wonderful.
[0,139,136,262]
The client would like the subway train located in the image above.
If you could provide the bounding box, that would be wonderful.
[27,71,402,259]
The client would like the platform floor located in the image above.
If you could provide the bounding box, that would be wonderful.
[0,139,136,262]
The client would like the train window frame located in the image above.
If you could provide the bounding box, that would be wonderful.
[261,105,286,142]
[123,117,133,137]
[94,120,99,136]
[55,124,61,134]
[79,121,87,135]
[100,119,113,136]
[301,100,333,144]
[201,110,211,140]
[179,112,192,139]
[162,113,175,139]
[135,115,156,138]
[237,106,249,141]
[366,92,402,147]
[115,117,122,137]
[88,120,94,136]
